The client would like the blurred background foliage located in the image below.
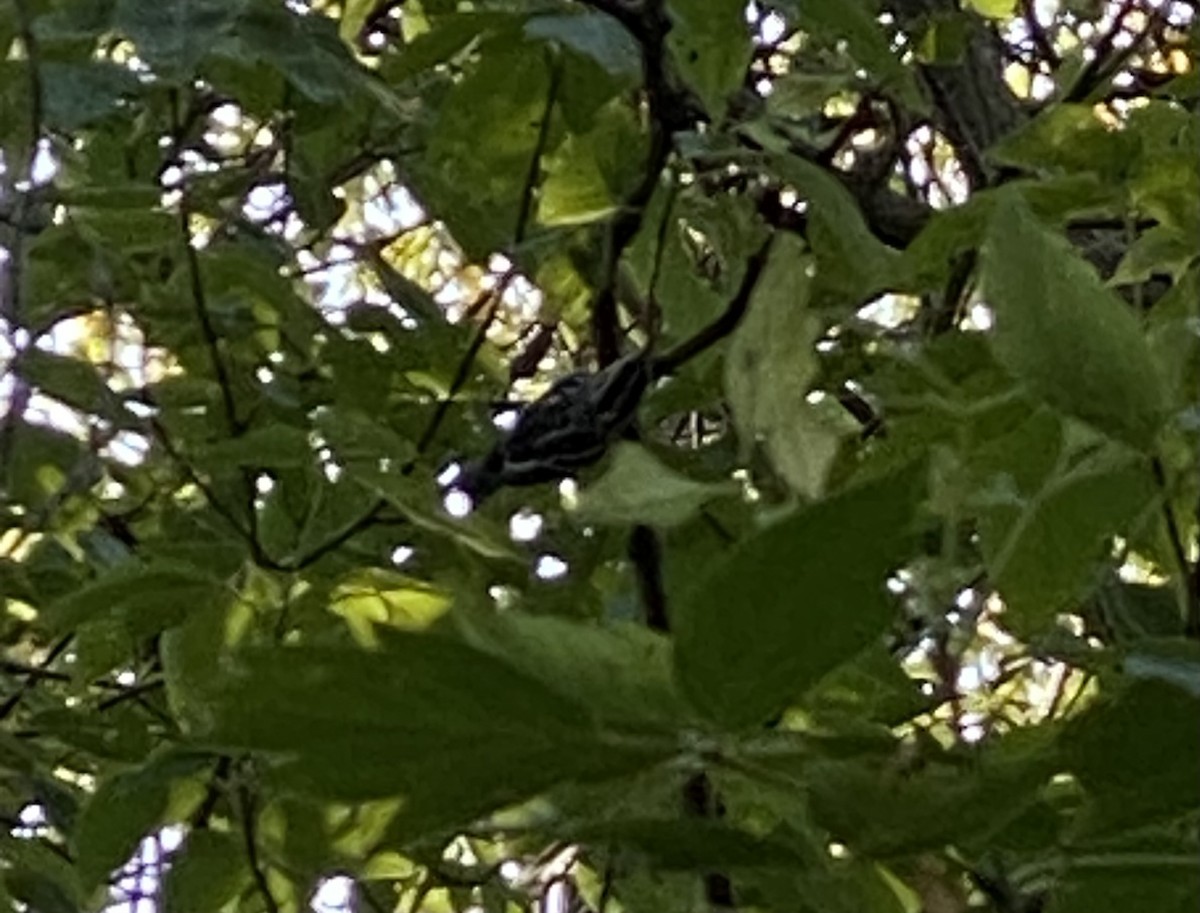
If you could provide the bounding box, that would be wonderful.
[0,0,1197,912]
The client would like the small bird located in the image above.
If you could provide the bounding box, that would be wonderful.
[453,351,652,505]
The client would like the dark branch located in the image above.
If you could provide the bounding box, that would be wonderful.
[652,236,774,378]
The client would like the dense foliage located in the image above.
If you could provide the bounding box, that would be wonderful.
[1,1,1198,912]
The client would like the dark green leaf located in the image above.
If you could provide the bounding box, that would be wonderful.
[114,0,242,83]
[41,61,139,130]
[162,830,250,913]
[16,349,127,422]
[1065,678,1200,835]
[42,560,225,639]
[198,424,315,469]
[804,643,933,727]
[566,819,805,870]
[209,637,676,834]
[412,41,553,257]
[673,462,926,727]
[804,729,1059,856]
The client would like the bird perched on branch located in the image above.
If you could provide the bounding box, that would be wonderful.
[451,350,652,506]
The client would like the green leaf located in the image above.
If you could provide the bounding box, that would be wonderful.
[230,4,392,109]
[42,560,225,639]
[765,153,901,304]
[725,236,856,498]
[209,637,676,834]
[565,819,806,870]
[41,61,140,130]
[114,0,243,83]
[964,0,1018,18]
[348,465,521,562]
[1109,223,1198,287]
[802,729,1059,857]
[777,0,925,110]
[162,830,250,913]
[378,11,521,85]
[804,643,932,727]
[1065,678,1200,834]
[988,104,1137,179]
[412,41,553,257]
[454,610,695,729]
[666,0,753,120]
[673,462,926,728]
[1,835,82,913]
[977,441,1157,631]
[16,349,127,422]
[539,101,645,226]
[198,424,315,469]
[73,751,209,895]
[525,12,640,80]
[575,443,735,528]
[981,195,1167,448]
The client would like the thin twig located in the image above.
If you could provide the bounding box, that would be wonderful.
[1151,456,1200,638]
[238,783,280,913]
[1066,0,1143,102]
[588,0,676,366]
[0,636,73,721]
[407,54,560,464]
[0,0,46,480]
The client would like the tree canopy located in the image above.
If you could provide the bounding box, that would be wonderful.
[1,1,1198,912]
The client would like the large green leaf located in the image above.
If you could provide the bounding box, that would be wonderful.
[981,196,1167,448]
[673,462,926,728]
[208,636,676,835]
[40,61,140,130]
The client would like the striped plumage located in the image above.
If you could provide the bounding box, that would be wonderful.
[454,351,651,504]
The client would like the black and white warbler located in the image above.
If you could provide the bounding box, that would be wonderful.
[453,350,652,505]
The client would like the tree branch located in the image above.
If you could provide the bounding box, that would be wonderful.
[652,236,774,378]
